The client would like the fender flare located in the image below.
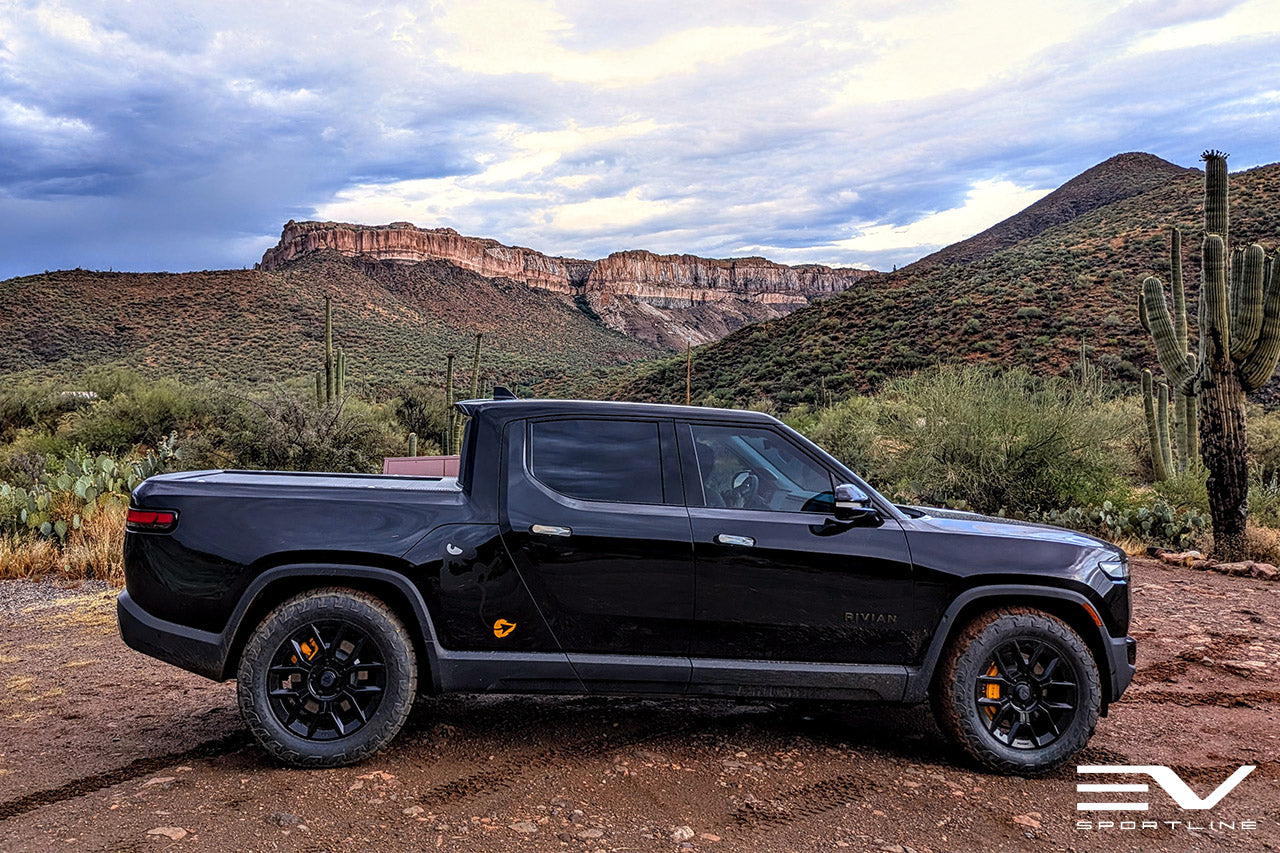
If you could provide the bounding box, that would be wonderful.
[903,584,1116,705]
[224,563,443,690]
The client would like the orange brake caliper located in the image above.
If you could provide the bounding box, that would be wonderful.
[983,663,1000,718]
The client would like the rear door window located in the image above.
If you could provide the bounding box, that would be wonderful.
[529,419,664,504]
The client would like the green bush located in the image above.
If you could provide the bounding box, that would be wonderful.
[0,381,90,443]
[1248,406,1280,485]
[203,389,399,473]
[875,365,1129,514]
[1249,473,1280,529]
[794,395,886,486]
[64,380,215,454]
[391,383,449,455]
[1152,463,1210,514]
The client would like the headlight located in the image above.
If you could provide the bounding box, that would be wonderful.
[1098,557,1129,581]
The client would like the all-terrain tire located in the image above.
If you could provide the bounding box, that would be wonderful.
[237,587,417,768]
[931,607,1100,776]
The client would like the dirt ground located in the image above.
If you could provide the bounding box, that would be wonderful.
[0,558,1277,853]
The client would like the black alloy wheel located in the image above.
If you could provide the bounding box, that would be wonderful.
[237,588,417,767]
[975,638,1079,749]
[266,620,387,741]
[931,607,1101,776]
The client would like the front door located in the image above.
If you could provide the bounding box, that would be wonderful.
[678,422,914,666]
[500,416,693,692]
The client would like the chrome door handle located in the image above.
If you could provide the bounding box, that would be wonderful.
[531,524,572,537]
[716,533,755,547]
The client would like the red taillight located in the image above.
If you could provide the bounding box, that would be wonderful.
[127,508,178,532]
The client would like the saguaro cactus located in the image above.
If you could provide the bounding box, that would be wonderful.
[469,333,483,400]
[1138,228,1199,474]
[1138,150,1280,559]
[1141,370,1172,481]
[444,353,456,455]
[314,295,348,403]
[324,295,334,401]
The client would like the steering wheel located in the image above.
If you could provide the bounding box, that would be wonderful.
[727,470,760,508]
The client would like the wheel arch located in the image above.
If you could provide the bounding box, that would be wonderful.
[906,585,1114,710]
[222,564,441,692]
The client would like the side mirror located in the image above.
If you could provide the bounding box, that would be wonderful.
[833,483,878,522]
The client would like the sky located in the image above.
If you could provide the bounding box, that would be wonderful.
[1,0,1279,280]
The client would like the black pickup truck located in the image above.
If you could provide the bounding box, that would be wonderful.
[119,398,1135,774]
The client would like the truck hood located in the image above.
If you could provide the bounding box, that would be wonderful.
[901,505,1121,555]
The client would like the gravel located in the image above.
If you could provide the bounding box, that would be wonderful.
[0,577,113,617]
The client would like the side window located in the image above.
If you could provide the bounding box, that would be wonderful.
[529,419,664,504]
[688,424,834,513]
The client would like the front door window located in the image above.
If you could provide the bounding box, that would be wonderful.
[688,424,834,514]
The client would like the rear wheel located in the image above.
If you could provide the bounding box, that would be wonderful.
[931,607,1100,775]
[237,588,417,767]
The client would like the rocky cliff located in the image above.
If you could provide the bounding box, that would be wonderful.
[260,221,874,347]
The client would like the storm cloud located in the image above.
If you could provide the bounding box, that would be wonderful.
[1,0,1277,278]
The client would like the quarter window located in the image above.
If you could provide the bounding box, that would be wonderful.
[530,419,664,504]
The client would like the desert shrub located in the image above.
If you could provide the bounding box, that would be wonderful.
[1100,394,1149,481]
[877,365,1127,514]
[63,380,215,454]
[798,395,887,484]
[1152,463,1210,514]
[1244,524,1280,565]
[79,366,145,400]
[0,501,125,582]
[1248,472,1280,529]
[1248,406,1280,484]
[390,383,450,455]
[0,430,73,485]
[212,389,399,473]
[0,381,89,442]
[62,501,126,584]
[0,534,60,580]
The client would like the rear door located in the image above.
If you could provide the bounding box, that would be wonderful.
[499,416,694,692]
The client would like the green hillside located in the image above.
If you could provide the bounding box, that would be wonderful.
[602,154,1280,407]
[0,251,653,393]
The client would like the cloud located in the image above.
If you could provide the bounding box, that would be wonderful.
[1127,0,1280,54]
[0,0,1278,279]
[832,179,1053,254]
[432,0,784,86]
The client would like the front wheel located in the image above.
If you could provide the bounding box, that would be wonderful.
[237,588,417,768]
[931,607,1101,776]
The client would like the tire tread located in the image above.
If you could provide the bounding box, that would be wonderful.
[237,587,418,768]
[931,606,1100,776]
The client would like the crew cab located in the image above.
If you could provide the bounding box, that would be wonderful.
[119,398,1135,774]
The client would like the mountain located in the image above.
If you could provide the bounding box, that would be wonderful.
[602,154,1280,407]
[0,253,654,390]
[260,221,875,348]
[0,222,872,391]
[917,152,1195,267]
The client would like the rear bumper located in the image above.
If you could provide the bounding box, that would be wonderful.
[117,590,230,681]
[1105,634,1137,703]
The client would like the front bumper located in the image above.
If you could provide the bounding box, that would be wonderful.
[1105,634,1137,703]
[117,590,231,681]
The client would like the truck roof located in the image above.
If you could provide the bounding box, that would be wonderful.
[454,398,781,425]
